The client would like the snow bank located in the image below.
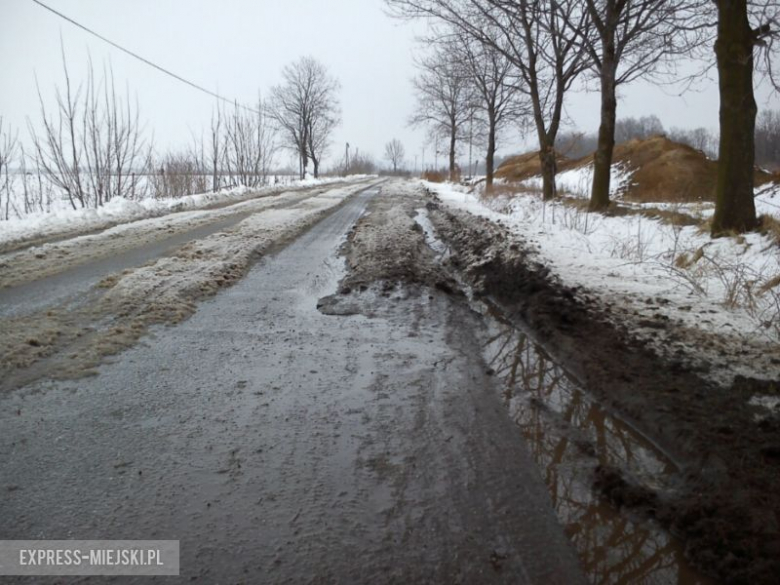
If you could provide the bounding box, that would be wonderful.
[0,176,368,250]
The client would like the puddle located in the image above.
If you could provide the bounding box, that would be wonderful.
[480,309,712,584]
[414,209,712,584]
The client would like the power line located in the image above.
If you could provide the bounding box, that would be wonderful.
[31,0,261,115]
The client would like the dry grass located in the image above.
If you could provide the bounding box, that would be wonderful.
[494,150,567,183]
[760,213,780,244]
[675,246,705,269]
[423,170,447,183]
[758,274,780,295]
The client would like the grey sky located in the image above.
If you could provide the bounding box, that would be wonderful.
[2,0,778,171]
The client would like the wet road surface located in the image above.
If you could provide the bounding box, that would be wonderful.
[0,186,585,583]
[0,185,347,318]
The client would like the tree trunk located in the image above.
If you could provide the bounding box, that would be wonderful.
[539,142,557,200]
[711,0,758,236]
[299,147,308,180]
[312,155,319,179]
[486,116,496,191]
[449,129,457,182]
[590,55,618,212]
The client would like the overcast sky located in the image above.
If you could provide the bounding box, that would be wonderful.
[2,0,779,171]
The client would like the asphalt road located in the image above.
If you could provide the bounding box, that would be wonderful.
[0,185,585,583]
[0,184,343,319]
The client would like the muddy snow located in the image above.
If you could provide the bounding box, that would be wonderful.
[0,180,379,391]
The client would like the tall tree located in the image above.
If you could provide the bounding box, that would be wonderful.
[710,0,776,235]
[388,0,589,199]
[410,46,475,181]
[562,0,706,211]
[269,57,340,179]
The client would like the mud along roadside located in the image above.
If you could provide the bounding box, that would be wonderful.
[421,191,780,584]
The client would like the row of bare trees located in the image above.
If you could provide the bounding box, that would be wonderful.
[409,27,528,188]
[0,53,342,219]
[389,0,780,236]
[179,99,277,199]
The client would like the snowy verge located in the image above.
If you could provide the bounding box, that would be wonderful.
[0,176,374,251]
[423,180,780,386]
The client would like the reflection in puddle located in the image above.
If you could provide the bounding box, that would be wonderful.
[481,314,711,585]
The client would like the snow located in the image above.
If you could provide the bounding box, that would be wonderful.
[414,208,448,257]
[0,176,372,250]
[516,164,633,200]
[423,179,780,386]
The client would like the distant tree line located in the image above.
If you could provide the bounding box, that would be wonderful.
[553,110,780,169]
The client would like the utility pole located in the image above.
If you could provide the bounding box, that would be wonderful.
[414,154,418,175]
[345,142,350,175]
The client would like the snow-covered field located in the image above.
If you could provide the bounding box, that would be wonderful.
[425,179,780,387]
[0,176,372,250]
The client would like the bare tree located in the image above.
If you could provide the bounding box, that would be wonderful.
[81,61,147,206]
[306,111,337,179]
[388,0,590,199]
[446,27,528,189]
[710,0,779,235]
[410,46,475,181]
[384,138,406,173]
[269,57,340,179]
[0,117,19,220]
[30,48,85,210]
[558,0,707,211]
[30,47,148,209]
